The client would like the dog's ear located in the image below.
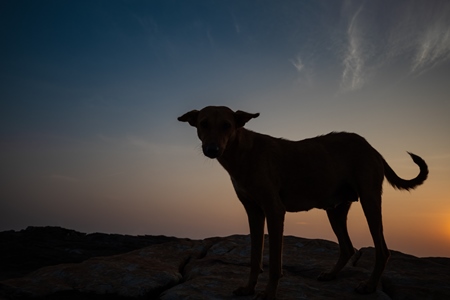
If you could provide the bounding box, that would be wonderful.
[178,110,199,127]
[234,110,260,128]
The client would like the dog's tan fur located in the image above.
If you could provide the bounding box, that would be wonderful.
[178,106,428,299]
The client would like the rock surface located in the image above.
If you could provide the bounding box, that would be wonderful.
[0,226,177,281]
[1,227,450,299]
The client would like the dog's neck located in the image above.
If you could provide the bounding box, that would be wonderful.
[217,127,255,176]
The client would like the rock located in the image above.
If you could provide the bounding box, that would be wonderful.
[1,239,206,299]
[1,227,449,299]
[0,226,177,281]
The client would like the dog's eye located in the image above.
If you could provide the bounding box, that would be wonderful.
[199,120,209,129]
[221,122,231,131]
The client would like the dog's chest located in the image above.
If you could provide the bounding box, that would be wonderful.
[231,177,247,195]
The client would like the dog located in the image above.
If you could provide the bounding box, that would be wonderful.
[178,106,428,299]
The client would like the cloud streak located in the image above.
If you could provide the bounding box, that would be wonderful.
[340,2,365,92]
[334,0,450,92]
[290,55,304,73]
[411,21,450,75]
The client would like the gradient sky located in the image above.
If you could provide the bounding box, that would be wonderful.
[1,0,450,257]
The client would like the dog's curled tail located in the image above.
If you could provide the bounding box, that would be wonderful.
[383,152,429,191]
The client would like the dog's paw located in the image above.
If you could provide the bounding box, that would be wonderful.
[355,280,377,294]
[317,271,336,281]
[233,285,255,296]
[254,291,276,300]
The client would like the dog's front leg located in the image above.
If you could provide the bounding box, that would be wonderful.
[257,203,285,300]
[234,201,265,296]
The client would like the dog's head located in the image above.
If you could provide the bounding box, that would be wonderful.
[178,106,259,159]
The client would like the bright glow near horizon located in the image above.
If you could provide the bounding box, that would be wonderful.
[1,0,449,257]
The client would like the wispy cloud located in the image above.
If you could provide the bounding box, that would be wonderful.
[340,2,365,92]
[127,135,154,150]
[290,55,304,72]
[290,54,315,86]
[383,1,450,76]
[98,133,187,156]
[133,14,159,35]
[98,133,153,151]
[230,12,240,34]
[337,0,450,92]
[411,23,450,75]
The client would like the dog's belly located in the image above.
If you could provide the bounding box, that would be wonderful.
[231,174,358,212]
[281,183,358,212]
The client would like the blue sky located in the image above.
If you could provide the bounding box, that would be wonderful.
[1,0,450,257]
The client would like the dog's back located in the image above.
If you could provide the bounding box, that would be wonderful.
[251,132,379,211]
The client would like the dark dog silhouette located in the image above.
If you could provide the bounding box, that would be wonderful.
[178,106,428,299]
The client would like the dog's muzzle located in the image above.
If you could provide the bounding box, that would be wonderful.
[202,144,220,159]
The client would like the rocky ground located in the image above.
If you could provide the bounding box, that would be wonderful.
[1,226,449,299]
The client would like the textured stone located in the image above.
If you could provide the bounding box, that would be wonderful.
[0,226,177,281]
[1,239,205,299]
[1,227,449,299]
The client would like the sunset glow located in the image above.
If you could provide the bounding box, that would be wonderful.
[1,0,449,258]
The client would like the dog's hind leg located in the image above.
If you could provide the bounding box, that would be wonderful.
[318,201,355,281]
[357,193,390,294]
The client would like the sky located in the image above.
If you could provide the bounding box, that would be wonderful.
[1,0,450,257]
